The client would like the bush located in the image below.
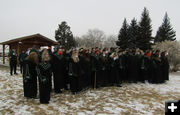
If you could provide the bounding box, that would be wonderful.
[152,40,180,72]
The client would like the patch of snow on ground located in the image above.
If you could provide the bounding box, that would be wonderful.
[0,68,180,115]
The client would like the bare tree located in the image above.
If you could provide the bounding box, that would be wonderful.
[75,29,118,48]
[74,36,85,48]
[81,29,106,48]
[103,35,117,48]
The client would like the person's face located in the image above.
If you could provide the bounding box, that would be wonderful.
[75,51,79,57]
[44,52,49,61]
[103,51,106,54]
[45,52,49,57]
[119,52,123,55]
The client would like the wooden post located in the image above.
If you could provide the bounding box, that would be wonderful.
[17,42,20,56]
[3,44,5,64]
[17,42,20,66]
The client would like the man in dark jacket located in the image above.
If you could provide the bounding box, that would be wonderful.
[9,49,17,75]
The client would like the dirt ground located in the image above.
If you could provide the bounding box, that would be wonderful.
[0,65,180,115]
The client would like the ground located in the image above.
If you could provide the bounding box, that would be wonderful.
[0,65,180,115]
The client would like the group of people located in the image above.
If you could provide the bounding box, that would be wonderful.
[8,46,169,104]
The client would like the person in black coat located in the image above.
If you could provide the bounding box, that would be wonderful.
[63,49,71,90]
[90,49,100,88]
[139,53,149,83]
[125,50,136,83]
[9,49,17,75]
[68,50,84,94]
[110,52,120,86]
[79,50,91,90]
[151,50,163,83]
[161,51,170,81]
[19,50,27,74]
[36,49,52,104]
[77,49,87,91]
[23,52,38,98]
[130,50,139,83]
[123,50,130,82]
[117,50,126,86]
[97,50,109,87]
[52,48,66,93]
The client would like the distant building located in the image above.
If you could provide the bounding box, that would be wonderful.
[0,33,58,64]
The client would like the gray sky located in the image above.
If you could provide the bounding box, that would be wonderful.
[0,0,179,43]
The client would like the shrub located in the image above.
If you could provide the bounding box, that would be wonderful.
[152,40,180,72]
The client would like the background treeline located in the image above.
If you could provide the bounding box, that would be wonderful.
[54,7,179,71]
[55,7,176,50]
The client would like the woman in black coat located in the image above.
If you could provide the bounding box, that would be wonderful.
[23,52,38,98]
[68,50,84,94]
[36,49,52,104]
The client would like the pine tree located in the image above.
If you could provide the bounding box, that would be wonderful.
[129,18,139,48]
[138,7,153,50]
[55,21,76,49]
[155,12,176,43]
[116,18,130,49]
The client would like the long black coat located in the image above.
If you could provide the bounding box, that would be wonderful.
[68,58,84,93]
[126,53,139,82]
[161,57,169,81]
[117,54,126,83]
[52,54,66,93]
[23,59,37,98]
[109,57,119,85]
[80,54,91,89]
[37,61,52,104]
[151,58,163,83]
[90,54,99,88]
[139,55,150,82]
[97,55,109,87]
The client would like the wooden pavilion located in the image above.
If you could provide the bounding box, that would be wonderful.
[0,33,58,64]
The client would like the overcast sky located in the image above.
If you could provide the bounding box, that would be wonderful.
[0,0,179,43]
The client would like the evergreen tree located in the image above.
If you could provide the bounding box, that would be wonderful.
[155,12,176,43]
[138,7,153,50]
[55,21,76,49]
[116,18,130,49]
[129,18,139,48]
